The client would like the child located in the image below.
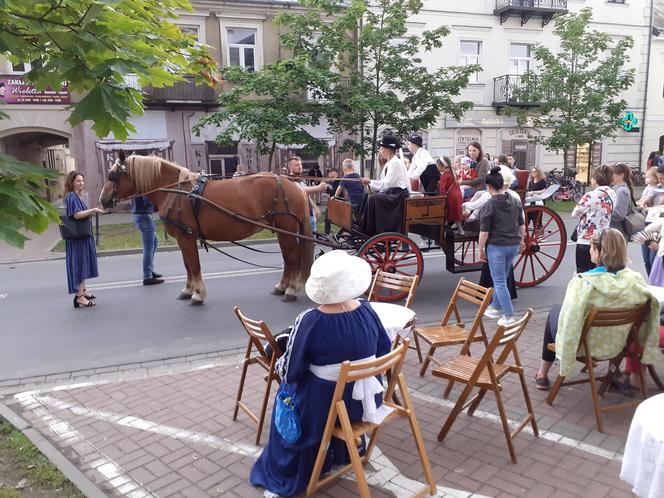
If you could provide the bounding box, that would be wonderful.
[458,157,477,199]
[334,158,365,218]
[437,157,464,234]
[638,167,663,211]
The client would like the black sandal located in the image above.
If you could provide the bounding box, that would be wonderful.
[73,295,95,308]
[82,289,96,300]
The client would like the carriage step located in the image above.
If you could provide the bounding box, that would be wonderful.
[445,261,484,274]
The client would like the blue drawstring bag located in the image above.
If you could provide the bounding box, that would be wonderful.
[274,384,301,444]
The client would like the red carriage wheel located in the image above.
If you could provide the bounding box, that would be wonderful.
[453,238,480,266]
[514,206,567,287]
[357,232,424,302]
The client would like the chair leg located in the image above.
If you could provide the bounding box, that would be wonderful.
[443,380,455,399]
[546,375,565,406]
[585,358,605,433]
[494,385,518,464]
[438,382,475,442]
[420,346,436,377]
[399,374,437,495]
[306,405,337,497]
[467,388,487,416]
[255,373,275,446]
[648,364,664,390]
[518,371,539,437]
[233,359,250,421]
[337,403,371,498]
[413,332,423,363]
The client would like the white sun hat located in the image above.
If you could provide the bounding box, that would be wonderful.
[305,250,373,305]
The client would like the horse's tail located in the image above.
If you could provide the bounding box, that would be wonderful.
[300,195,314,283]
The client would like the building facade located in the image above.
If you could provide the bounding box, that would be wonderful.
[414,0,656,179]
[1,0,661,203]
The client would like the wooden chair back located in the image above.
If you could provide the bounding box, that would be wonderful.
[367,270,419,307]
[234,306,283,360]
[306,340,436,497]
[442,278,494,350]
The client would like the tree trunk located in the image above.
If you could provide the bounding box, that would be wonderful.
[562,147,569,180]
[269,141,277,174]
[370,120,379,179]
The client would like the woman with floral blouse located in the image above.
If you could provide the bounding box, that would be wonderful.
[571,165,617,273]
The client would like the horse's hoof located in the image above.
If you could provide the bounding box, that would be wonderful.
[190,298,204,306]
[271,287,286,296]
[177,293,193,300]
[281,294,297,303]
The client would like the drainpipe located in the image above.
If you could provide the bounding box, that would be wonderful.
[639,0,655,171]
[183,110,196,169]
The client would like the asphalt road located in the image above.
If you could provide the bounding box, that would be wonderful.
[0,219,648,381]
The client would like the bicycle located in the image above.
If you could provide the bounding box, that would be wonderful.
[631,167,645,187]
[552,184,583,203]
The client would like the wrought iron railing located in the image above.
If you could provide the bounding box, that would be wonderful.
[147,76,216,103]
[495,0,567,9]
[493,74,540,106]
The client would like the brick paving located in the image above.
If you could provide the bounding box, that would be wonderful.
[3,309,663,497]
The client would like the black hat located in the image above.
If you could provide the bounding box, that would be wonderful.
[379,135,401,150]
[408,134,423,147]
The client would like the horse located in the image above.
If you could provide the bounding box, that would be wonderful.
[99,154,314,304]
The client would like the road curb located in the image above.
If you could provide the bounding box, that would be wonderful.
[0,400,107,498]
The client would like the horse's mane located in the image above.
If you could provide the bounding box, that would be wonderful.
[127,155,199,192]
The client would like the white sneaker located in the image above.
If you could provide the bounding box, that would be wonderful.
[484,306,502,319]
[498,315,517,327]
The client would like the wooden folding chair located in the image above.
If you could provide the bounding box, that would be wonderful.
[368,270,421,359]
[233,306,283,446]
[306,341,436,498]
[545,302,650,433]
[431,309,537,464]
[415,278,493,383]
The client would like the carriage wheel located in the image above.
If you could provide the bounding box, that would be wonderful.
[357,232,424,302]
[514,206,567,287]
[453,238,481,266]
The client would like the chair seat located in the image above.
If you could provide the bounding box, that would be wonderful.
[330,406,401,440]
[416,324,481,346]
[432,355,510,388]
[255,355,272,371]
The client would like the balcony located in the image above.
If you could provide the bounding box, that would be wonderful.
[492,74,541,110]
[123,75,217,106]
[494,0,568,27]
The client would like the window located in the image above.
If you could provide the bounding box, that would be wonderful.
[8,61,31,74]
[509,43,532,75]
[227,27,257,71]
[459,41,482,84]
[606,0,626,3]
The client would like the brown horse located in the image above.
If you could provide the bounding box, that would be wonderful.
[99,155,313,304]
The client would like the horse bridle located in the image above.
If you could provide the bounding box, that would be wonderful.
[106,159,129,208]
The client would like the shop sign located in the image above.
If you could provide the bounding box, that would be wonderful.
[0,76,69,105]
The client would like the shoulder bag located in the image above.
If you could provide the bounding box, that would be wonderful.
[274,384,302,444]
[59,215,93,240]
[624,208,646,237]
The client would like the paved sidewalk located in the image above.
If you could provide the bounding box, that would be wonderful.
[2,309,659,497]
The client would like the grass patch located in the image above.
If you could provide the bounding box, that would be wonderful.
[546,200,576,213]
[52,219,286,252]
[0,418,84,497]
[53,219,327,252]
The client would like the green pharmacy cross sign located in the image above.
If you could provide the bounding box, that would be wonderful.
[622,112,640,132]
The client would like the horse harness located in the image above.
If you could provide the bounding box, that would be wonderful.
[159,174,303,250]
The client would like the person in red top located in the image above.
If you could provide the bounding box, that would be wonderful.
[437,156,464,234]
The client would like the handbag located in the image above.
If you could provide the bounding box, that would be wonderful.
[623,210,646,237]
[274,384,301,444]
[59,215,93,240]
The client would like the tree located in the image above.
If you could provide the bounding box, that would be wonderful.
[276,0,478,174]
[0,0,217,247]
[504,8,634,178]
[193,57,330,172]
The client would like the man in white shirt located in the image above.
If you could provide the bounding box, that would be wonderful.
[359,135,410,235]
[406,134,435,186]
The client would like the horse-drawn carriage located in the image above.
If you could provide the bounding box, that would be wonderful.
[323,171,567,301]
[100,155,566,305]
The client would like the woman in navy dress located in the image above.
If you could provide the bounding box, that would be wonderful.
[64,171,105,308]
[250,251,392,497]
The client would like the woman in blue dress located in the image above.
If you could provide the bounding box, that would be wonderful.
[64,171,105,308]
[250,250,392,497]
